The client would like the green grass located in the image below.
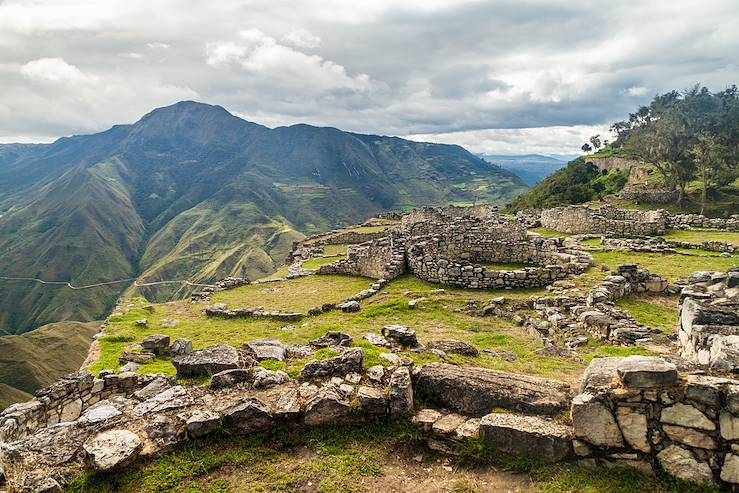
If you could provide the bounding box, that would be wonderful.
[90,275,591,384]
[662,229,739,246]
[346,224,393,234]
[580,238,602,247]
[212,275,373,312]
[616,295,679,333]
[302,255,348,270]
[66,420,715,493]
[530,227,569,238]
[323,244,349,256]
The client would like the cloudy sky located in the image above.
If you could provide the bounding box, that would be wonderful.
[1,0,737,155]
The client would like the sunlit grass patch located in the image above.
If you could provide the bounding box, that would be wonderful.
[616,295,679,333]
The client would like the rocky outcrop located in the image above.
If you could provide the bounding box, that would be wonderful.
[414,364,571,416]
[172,344,252,378]
[300,348,364,380]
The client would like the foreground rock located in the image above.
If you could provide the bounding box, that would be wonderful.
[427,340,479,357]
[300,348,364,379]
[172,343,249,378]
[415,364,571,416]
[479,413,573,463]
[83,429,142,471]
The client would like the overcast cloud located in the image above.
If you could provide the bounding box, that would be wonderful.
[0,0,737,154]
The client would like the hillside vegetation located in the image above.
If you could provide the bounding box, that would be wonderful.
[0,101,527,335]
[0,321,99,407]
[509,85,738,213]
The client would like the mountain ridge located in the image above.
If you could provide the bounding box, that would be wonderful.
[0,101,528,334]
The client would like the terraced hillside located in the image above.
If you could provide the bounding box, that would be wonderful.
[0,101,527,336]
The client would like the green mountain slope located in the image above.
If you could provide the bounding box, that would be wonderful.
[0,101,528,334]
[0,320,99,407]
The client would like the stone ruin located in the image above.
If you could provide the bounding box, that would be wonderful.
[537,205,667,237]
[679,270,739,372]
[308,205,593,290]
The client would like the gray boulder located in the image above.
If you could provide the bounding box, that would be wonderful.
[172,343,247,378]
[304,388,352,426]
[479,413,573,463]
[83,429,142,471]
[244,339,287,361]
[141,334,170,355]
[170,338,193,356]
[300,348,364,379]
[615,356,678,388]
[223,398,273,433]
[187,411,221,438]
[210,368,251,389]
[382,325,419,347]
[388,366,413,415]
[427,340,479,356]
[252,368,290,388]
[119,352,155,364]
[339,300,360,312]
[415,363,571,416]
[310,331,352,348]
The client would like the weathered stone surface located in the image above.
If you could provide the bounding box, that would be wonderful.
[663,424,717,449]
[432,413,467,436]
[415,364,571,416]
[252,368,290,388]
[245,340,287,361]
[388,366,413,415]
[172,343,242,378]
[357,385,387,414]
[363,333,389,347]
[141,334,170,355]
[133,377,171,400]
[339,300,360,312]
[379,352,402,366]
[78,403,122,426]
[223,398,272,433]
[427,340,479,356]
[382,325,419,347]
[134,386,191,416]
[721,453,739,484]
[412,408,442,431]
[615,356,678,388]
[366,365,384,383]
[170,338,193,356]
[660,403,715,431]
[303,388,352,426]
[300,348,363,379]
[285,344,314,359]
[720,411,739,440]
[272,388,301,418]
[83,429,142,471]
[310,331,352,348]
[210,369,251,389]
[456,418,481,439]
[571,393,624,448]
[119,351,155,364]
[187,411,221,438]
[657,445,714,485]
[616,406,650,452]
[480,412,573,463]
[59,398,83,422]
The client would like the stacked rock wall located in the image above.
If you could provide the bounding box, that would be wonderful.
[679,271,739,372]
[619,188,679,204]
[572,356,739,487]
[0,371,159,443]
[318,236,406,280]
[399,204,499,231]
[667,213,739,232]
[539,205,666,236]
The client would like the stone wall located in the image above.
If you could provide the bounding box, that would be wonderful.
[619,187,679,204]
[572,356,739,488]
[399,204,499,231]
[318,235,407,280]
[667,213,739,232]
[539,205,666,237]
[406,234,591,289]
[0,371,159,443]
[679,271,739,372]
[585,156,639,173]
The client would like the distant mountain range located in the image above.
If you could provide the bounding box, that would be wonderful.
[481,154,570,186]
[0,101,528,335]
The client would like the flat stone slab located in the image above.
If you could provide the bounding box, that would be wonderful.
[615,356,678,389]
[245,340,286,361]
[83,429,142,471]
[415,364,571,416]
[480,412,573,463]
[172,343,242,378]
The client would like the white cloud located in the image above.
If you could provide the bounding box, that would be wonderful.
[119,52,144,59]
[20,58,97,84]
[626,86,648,96]
[205,29,375,95]
[282,29,321,49]
[147,42,170,49]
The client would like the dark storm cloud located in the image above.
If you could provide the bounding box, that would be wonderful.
[0,0,736,153]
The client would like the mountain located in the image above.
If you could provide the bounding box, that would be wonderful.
[0,321,100,408]
[481,154,568,186]
[0,101,528,335]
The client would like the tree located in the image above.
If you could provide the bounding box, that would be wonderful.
[581,143,592,153]
[589,135,602,151]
